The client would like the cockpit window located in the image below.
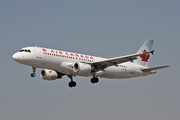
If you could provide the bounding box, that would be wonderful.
[20,49,31,53]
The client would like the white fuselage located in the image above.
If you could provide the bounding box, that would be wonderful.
[13,46,155,79]
[13,47,154,79]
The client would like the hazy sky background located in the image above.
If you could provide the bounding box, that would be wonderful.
[0,0,179,120]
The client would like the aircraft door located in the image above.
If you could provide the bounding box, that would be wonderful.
[130,63,135,74]
[37,48,42,58]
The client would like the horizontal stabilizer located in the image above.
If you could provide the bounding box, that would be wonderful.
[141,65,170,72]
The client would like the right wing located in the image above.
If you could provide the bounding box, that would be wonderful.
[91,51,152,71]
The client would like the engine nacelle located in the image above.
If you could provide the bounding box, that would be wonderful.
[40,69,62,81]
[60,62,74,74]
[73,62,92,74]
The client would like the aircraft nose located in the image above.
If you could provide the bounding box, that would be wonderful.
[12,53,19,61]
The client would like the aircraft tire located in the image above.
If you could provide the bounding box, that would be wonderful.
[31,73,36,77]
[69,81,76,87]
[91,77,99,84]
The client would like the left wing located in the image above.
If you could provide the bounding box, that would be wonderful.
[91,51,152,71]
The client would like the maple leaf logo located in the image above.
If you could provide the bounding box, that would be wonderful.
[140,50,150,62]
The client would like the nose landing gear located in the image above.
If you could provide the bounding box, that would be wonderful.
[31,66,36,77]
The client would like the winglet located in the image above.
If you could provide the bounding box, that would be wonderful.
[150,50,154,55]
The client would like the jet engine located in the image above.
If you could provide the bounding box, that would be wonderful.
[40,69,63,81]
[60,61,75,74]
[73,62,92,74]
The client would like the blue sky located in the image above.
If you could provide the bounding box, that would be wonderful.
[0,1,179,120]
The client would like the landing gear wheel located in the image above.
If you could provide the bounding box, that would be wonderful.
[68,75,76,88]
[31,73,36,77]
[91,77,99,84]
[68,81,76,87]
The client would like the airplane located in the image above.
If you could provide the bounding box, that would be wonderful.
[12,40,170,87]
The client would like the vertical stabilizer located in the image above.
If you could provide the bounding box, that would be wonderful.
[134,40,154,67]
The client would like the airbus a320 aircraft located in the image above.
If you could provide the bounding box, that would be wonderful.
[12,40,170,87]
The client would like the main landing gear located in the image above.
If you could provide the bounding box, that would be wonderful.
[31,66,36,77]
[68,75,76,88]
[91,72,99,84]
[91,77,99,84]
[67,75,99,88]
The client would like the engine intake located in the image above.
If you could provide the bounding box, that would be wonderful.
[73,63,92,74]
[40,69,62,81]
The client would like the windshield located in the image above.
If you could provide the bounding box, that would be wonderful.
[20,49,31,53]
